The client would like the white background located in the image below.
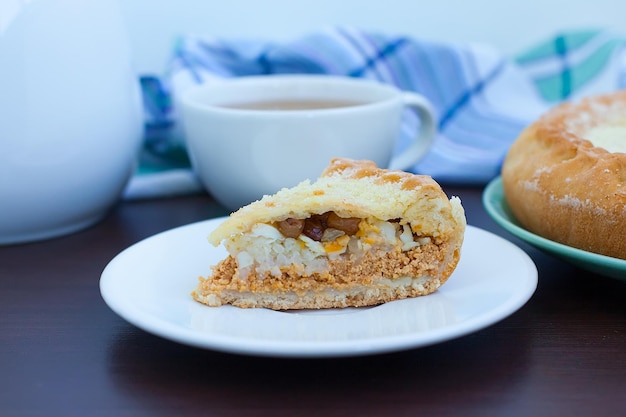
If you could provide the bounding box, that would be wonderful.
[120,0,625,74]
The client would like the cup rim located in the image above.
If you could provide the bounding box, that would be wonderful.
[179,74,402,114]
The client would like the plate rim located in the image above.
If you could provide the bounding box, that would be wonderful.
[100,219,538,358]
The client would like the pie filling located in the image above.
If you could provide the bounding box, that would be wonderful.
[223,212,435,279]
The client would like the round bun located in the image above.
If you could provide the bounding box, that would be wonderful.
[502,91,626,260]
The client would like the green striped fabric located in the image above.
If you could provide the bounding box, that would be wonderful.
[516,29,625,102]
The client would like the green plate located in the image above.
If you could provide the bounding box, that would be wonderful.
[483,176,626,281]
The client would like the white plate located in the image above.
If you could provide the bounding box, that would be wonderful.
[100,219,537,358]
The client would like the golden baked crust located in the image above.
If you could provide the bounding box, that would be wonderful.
[502,91,626,259]
[209,158,460,245]
[194,158,466,309]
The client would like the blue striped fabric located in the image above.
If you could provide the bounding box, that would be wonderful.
[128,28,626,199]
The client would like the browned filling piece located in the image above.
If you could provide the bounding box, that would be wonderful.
[274,211,361,241]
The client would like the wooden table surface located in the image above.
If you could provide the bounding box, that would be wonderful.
[1,186,624,417]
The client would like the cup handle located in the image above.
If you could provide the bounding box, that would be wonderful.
[388,92,437,171]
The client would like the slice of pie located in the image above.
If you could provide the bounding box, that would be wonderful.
[192,158,466,310]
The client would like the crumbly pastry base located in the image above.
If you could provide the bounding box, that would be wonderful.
[192,240,459,310]
[502,91,626,259]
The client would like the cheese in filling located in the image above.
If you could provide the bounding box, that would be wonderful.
[585,125,626,154]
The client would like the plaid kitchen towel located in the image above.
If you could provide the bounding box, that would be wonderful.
[124,27,626,199]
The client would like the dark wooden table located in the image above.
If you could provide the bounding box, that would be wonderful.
[1,186,624,417]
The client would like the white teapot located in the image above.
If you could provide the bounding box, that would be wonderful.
[0,0,143,244]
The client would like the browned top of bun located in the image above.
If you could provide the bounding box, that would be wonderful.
[502,91,626,259]
[321,158,436,191]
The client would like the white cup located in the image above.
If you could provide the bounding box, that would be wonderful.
[179,75,437,210]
